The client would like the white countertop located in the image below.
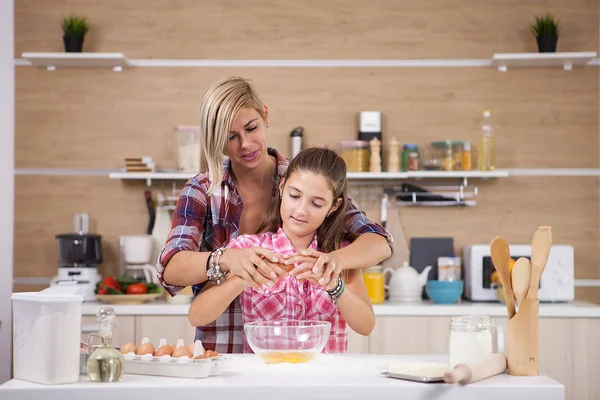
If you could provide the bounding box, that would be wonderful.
[81,299,600,318]
[0,354,564,400]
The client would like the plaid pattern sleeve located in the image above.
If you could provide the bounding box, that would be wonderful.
[343,196,393,246]
[156,175,209,297]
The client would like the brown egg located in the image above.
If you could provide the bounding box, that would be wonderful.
[172,346,192,358]
[137,343,156,356]
[155,345,174,357]
[120,343,137,354]
[188,343,195,355]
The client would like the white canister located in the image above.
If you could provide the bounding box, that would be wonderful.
[12,283,84,384]
[448,315,499,368]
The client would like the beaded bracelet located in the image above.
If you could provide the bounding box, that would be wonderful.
[326,277,345,306]
[206,247,229,285]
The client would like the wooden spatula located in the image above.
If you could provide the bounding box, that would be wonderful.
[490,237,516,319]
[511,257,531,306]
[527,226,552,300]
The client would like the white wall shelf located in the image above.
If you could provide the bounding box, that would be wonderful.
[107,168,600,187]
[18,52,129,71]
[15,52,598,70]
[491,51,598,71]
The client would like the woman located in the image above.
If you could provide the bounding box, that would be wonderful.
[157,76,392,353]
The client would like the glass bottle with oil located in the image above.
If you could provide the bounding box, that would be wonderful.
[477,110,495,171]
[86,306,124,382]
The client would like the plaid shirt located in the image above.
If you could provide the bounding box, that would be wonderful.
[230,228,348,354]
[157,147,392,354]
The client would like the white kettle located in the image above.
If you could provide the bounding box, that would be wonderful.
[384,262,432,302]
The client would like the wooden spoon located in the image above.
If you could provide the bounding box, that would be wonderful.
[490,237,516,319]
[511,257,531,306]
[527,226,552,300]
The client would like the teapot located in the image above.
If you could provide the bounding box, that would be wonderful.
[384,262,432,302]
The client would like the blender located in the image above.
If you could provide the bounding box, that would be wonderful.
[119,235,159,284]
[50,213,103,301]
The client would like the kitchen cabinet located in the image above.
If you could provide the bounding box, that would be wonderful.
[369,316,600,400]
[81,316,135,346]
[135,316,196,345]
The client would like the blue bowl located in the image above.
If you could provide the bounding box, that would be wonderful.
[425,280,464,304]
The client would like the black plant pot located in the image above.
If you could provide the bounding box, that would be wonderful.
[63,34,84,52]
[536,35,558,53]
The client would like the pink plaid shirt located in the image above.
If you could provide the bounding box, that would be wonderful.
[228,228,348,354]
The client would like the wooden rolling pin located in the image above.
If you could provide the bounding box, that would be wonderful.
[443,353,507,385]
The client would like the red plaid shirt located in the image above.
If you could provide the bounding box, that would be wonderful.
[157,147,392,354]
[229,228,348,354]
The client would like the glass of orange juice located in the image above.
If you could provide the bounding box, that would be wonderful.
[363,266,385,304]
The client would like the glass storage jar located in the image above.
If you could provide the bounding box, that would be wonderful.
[340,140,370,172]
[175,125,201,173]
[448,315,495,368]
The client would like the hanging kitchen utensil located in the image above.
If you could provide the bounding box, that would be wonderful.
[145,189,156,235]
[527,226,552,300]
[511,257,531,306]
[490,237,516,319]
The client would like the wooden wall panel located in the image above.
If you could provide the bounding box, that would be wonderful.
[14,175,159,280]
[16,67,598,169]
[15,0,598,59]
[13,0,600,303]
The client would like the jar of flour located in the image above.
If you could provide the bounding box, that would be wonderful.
[11,283,83,384]
[448,315,502,368]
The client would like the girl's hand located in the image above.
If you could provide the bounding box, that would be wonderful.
[219,247,287,290]
[283,249,341,289]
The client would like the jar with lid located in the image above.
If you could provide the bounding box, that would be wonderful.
[363,265,385,304]
[401,144,419,171]
[448,315,497,368]
[340,140,370,172]
[431,141,453,171]
[175,125,201,173]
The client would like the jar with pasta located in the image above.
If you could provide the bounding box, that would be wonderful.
[340,141,370,172]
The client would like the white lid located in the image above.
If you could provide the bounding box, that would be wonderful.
[12,282,84,303]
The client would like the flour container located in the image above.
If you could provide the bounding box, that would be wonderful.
[12,283,84,384]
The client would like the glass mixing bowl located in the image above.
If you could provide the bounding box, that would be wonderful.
[244,320,331,364]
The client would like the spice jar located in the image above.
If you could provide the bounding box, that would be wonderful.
[340,141,370,172]
[448,315,495,368]
[401,144,419,171]
[363,266,385,304]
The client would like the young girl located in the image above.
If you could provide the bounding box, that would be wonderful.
[188,147,375,353]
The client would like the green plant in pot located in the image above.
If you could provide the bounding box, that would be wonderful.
[531,13,560,53]
[61,15,90,52]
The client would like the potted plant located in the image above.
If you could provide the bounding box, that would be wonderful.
[530,13,560,53]
[61,15,90,52]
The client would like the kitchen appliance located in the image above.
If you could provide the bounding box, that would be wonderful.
[120,235,159,284]
[358,111,382,163]
[50,214,103,302]
[463,244,574,302]
[384,262,432,302]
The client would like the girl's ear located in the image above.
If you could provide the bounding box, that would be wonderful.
[278,179,285,196]
[264,105,270,126]
[327,198,343,217]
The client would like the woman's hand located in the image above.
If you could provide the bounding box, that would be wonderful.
[219,247,288,290]
[283,248,342,290]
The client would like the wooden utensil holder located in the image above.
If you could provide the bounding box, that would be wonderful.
[506,298,539,376]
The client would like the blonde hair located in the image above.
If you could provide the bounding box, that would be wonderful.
[199,76,267,194]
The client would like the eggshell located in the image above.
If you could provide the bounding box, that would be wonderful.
[120,343,137,355]
[155,345,174,357]
[137,342,156,356]
[172,346,193,358]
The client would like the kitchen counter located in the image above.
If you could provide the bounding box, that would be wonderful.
[81,299,600,318]
[0,354,564,400]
